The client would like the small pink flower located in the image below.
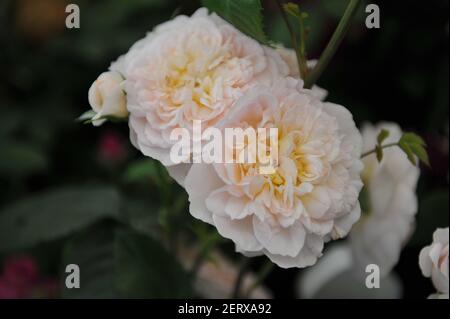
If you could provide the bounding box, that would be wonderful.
[97,130,128,165]
[0,256,58,299]
[0,277,21,299]
[3,256,39,287]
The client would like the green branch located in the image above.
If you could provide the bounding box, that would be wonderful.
[361,142,398,159]
[275,0,307,77]
[304,0,361,88]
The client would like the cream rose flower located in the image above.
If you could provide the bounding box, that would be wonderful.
[110,8,289,183]
[419,227,449,298]
[350,122,420,276]
[184,78,363,268]
[88,71,128,126]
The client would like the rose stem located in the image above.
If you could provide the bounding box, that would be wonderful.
[304,0,361,89]
[361,142,399,158]
[275,0,308,77]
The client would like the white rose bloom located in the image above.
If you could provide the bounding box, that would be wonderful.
[297,122,421,298]
[419,227,449,298]
[184,78,363,268]
[88,71,128,126]
[109,8,289,184]
[350,122,420,276]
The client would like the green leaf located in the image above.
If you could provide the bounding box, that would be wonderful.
[410,143,430,166]
[61,222,118,298]
[119,198,160,236]
[202,0,268,44]
[0,142,48,178]
[398,140,417,166]
[0,186,120,252]
[283,2,301,19]
[77,110,96,123]
[375,145,383,162]
[398,132,429,166]
[122,159,159,184]
[116,229,192,298]
[400,132,426,146]
[376,129,390,145]
[62,223,193,298]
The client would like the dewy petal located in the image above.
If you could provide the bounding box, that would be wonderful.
[253,217,306,257]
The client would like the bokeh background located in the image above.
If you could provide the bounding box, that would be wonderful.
[0,0,448,299]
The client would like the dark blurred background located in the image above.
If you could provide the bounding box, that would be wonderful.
[0,0,448,299]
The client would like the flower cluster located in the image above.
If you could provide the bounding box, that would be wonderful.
[87,8,363,268]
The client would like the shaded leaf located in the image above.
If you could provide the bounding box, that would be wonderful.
[377,129,390,145]
[400,132,426,146]
[122,159,159,184]
[116,229,193,298]
[398,140,417,165]
[202,0,268,44]
[61,222,117,298]
[410,143,430,166]
[120,198,160,236]
[375,145,383,162]
[0,186,120,252]
[398,132,429,166]
[0,142,48,178]
[62,223,193,298]
[283,2,301,18]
